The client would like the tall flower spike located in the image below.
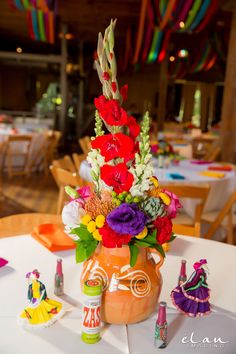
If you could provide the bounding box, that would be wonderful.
[94,110,105,137]
[94,19,121,102]
[129,111,153,196]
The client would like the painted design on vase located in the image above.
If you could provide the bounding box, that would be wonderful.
[82,260,151,298]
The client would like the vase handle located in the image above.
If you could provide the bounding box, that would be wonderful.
[154,250,164,274]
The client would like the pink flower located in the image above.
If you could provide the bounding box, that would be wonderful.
[70,186,92,206]
[163,189,182,218]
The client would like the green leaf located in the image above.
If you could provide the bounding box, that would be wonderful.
[152,244,166,258]
[168,234,176,243]
[75,241,87,263]
[129,244,139,267]
[70,225,93,241]
[144,229,157,244]
[134,240,150,248]
[86,240,98,259]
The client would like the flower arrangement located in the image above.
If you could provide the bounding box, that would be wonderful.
[151,140,175,158]
[62,20,181,266]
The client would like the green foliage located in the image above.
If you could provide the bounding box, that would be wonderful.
[129,244,139,267]
[75,239,98,263]
[72,224,98,263]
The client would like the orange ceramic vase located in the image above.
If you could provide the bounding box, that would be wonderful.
[81,245,164,324]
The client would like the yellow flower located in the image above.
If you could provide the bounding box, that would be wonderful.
[159,192,171,206]
[87,221,97,233]
[95,215,105,228]
[150,176,159,188]
[135,227,148,239]
[92,229,102,241]
[162,242,170,252]
[81,214,92,225]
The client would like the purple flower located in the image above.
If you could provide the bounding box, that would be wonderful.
[107,203,148,235]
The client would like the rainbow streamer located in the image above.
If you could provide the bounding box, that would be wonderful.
[147,30,163,63]
[180,0,202,32]
[31,9,40,40]
[38,10,46,41]
[14,0,24,10]
[190,0,211,30]
[9,0,56,43]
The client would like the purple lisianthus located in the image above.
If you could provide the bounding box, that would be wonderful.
[106,203,148,235]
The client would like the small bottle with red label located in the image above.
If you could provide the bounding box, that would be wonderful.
[81,279,102,344]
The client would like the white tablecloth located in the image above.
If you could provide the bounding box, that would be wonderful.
[80,159,236,214]
[0,235,236,353]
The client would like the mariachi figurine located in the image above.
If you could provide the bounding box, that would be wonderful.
[171,259,211,317]
[19,269,64,328]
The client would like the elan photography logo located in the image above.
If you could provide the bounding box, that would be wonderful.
[181,332,229,348]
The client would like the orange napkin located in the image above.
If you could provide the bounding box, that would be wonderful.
[31,224,75,252]
[208,165,233,172]
[199,171,225,178]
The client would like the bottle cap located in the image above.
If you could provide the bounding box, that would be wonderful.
[83,279,102,296]
[56,258,63,276]
[157,301,166,325]
[180,259,186,277]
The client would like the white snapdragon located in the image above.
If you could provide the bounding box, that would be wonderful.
[87,149,105,192]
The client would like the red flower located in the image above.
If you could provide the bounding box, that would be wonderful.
[91,133,134,162]
[94,95,107,111]
[99,223,132,248]
[127,116,140,140]
[94,95,128,126]
[100,163,134,193]
[153,216,172,244]
[120,84,128,102]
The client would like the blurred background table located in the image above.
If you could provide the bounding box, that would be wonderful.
[80,159,236,215]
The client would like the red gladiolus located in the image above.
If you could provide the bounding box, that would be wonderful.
[153,216,173,244]
[91,133,135,162]
[120,84,128,102]
[99,223,132,248]
[127,116,140,140]
[94,95,107,111]
[100,163,134,193]
[94,95,128,126]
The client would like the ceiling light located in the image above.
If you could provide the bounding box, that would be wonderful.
[169,56,175,62]
[178,49,188,58]
[179,21,185,29]
[16,47,22,54]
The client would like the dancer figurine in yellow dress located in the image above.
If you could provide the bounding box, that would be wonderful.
[19,269,63,328]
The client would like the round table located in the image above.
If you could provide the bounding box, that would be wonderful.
[0,234,236,353]
[80,159,236,214]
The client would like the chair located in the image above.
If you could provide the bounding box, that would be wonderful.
[0,141,7,196]
[79,136,91,154]
[72,152,86,170]
[202,190,236,244]
[0,213,62,238]
[50,167,84,214]
[52,155,76,173]
[204,145,221,161]
[161,184,210,237]
[4,135,32,177]
[41,130,62,175]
